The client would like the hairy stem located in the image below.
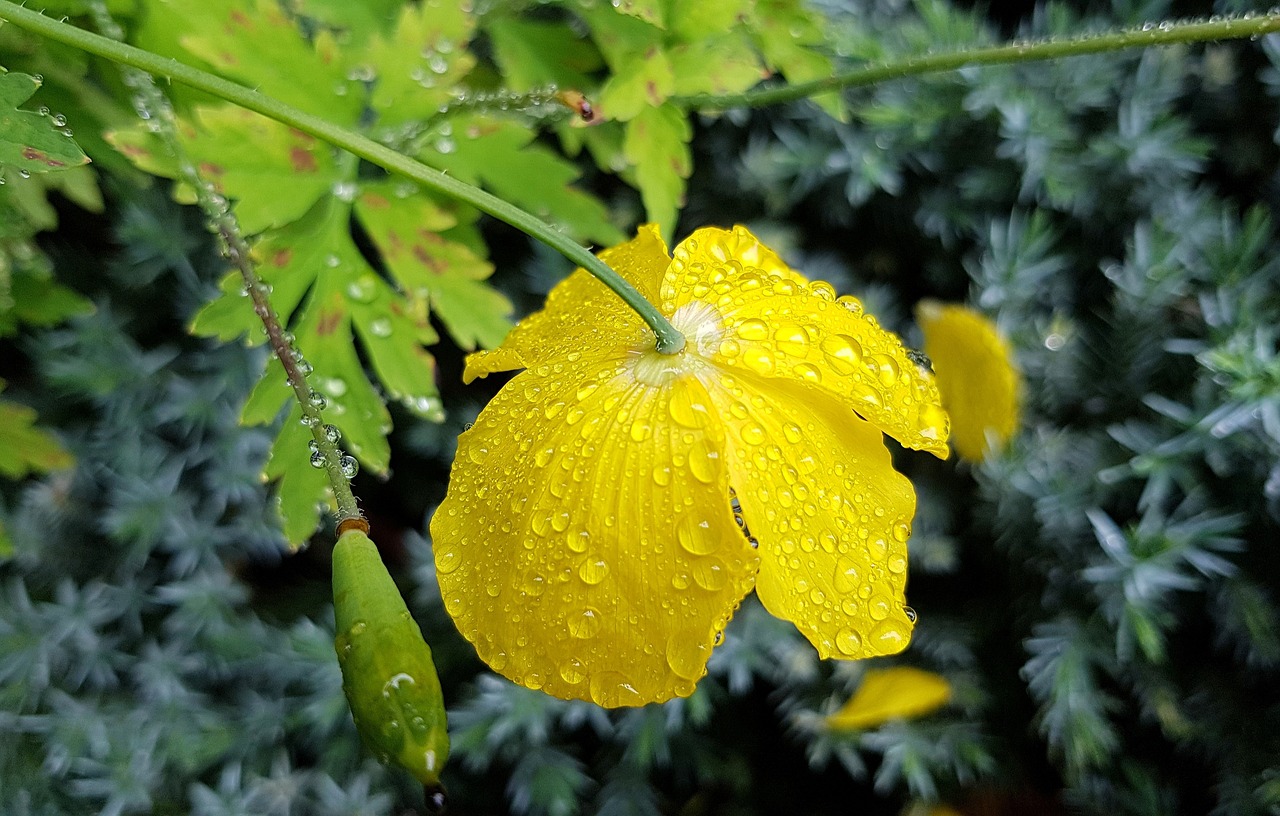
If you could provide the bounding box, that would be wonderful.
[85,0,363,527]
[0,1,686,355]
[675,12,1280,110]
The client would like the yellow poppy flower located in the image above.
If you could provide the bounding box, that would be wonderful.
[825,665,952,731]
[431,225,949,707]
[916,301,1021,462]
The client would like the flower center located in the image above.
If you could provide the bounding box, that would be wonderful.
[629,302,724,386]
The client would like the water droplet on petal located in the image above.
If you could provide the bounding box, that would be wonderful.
[735,318,769,340]
[821,334,863,375]
[687,439,719,483]
[578,557,609,585]
[835,628,862,655]
[869,618,910,653]
[691,556,728,591]
[666,635,710,680]
[741,347,776,375]
[774,324,809,356]
[569,607,601,639]
[677,514,716,555]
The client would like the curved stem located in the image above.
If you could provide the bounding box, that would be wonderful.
[0,1,686,355]
[674,12,1280,110]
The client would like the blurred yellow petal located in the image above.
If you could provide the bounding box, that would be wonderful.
[464,225,669,383]
[662,226,949,458]
[432,351,757,706]
[916,301,1021,462]
[826,666,952,730]
[714,372,917,659]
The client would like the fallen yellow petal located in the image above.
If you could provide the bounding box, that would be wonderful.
[826,665,952,730]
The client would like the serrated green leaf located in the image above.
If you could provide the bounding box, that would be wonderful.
[361,0,477,127]
[623,104,691,236]
[425,114,622,245]
[669,34,767,97]
[597,47,675,122]
[0,396,74,479]
[0,70,90,175]
[262,401,332,545]
[611,0,667,28]
[487,18,603,92]
[185,106,343,234]
[294,0,404,43]
[172,0,363,121]
[3,262,94,333]
[750,0,846,120]
[356,187,512,351]
[667,0,753,42]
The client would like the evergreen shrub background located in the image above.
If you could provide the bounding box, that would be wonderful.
[1,0,1279,814]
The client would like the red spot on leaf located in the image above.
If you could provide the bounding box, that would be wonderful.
[199,161,225,177]
[229,9,251,27]
[120,144,151,160]
[289,147,317,173]
[413,245,447,275]
[316,308,343,336]
[361,193,390,209]
[271,248,293,267]
[218,50,239,66]
[645,81,660,103]
[21,147,66,168]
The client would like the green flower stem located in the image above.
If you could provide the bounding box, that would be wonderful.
[82,0,364,526]
[0,1,686,355]
[675,12,1280,110]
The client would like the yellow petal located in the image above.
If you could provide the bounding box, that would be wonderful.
[463,225,669,382]
[708,370,918,660]
[431,353,757,706]
[826,666,952,731]
[916,301,1020,462]
[662,226,949,458]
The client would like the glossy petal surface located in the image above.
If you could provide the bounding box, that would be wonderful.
[432,352,757,706]
[464,225,669,382]
[435,224,949,707]
[663,227,950,457]
[917,301,1020,462]
[712,371,917,659]
[825,666,952,730]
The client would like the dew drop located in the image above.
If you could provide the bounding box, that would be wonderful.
[735,318,769,340]
[308,390,327,409]
[691,557,728,591]
[309,451,326,468]
[569,607,601,639]
[668,386,711,428]
[578,557,609,585]
[739,423,765,446]
[687,439,719,483]
[665,635,710,680]
[676,514,716,555]
[741,346,776,375]
[820,334,863,375]
[833,557,861,594]
[835,627,862,656]
[774,324,809,356]
[869,618,910,653]
[436,548,462,574]
[339,455,359,478]
[559,656,587,684]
